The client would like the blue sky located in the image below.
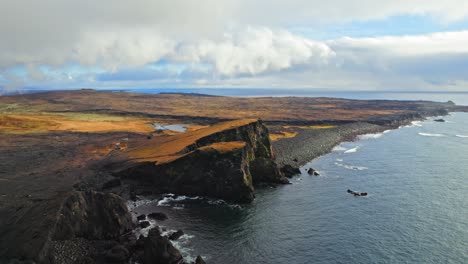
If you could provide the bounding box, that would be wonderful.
[1,1,468,93]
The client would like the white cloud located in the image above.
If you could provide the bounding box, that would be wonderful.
[2,1,468,90]
[175,27,334,76]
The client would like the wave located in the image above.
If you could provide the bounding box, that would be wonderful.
[157,195,201,206]
[418,132,445,137]
[344,147,359,153]
[456,134,468,138]
[383,130,392,134]
[358,133,383,140]
[332,145,347,152]
[411,121,423,127]
[126,199,154,210]
[335,162,368,171]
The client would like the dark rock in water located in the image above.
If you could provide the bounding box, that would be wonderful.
[307,168,319,176]
[168,230,184,241]
[143,228,183,264]
[195,255,207,264]
[347,189,368,196]
[137,214,146,221]
[139,221,151,229]
[278,177,291,184]
[280,164,301,178]
[104,244,129,263]
[434,119,445,122]
[53,191,133,240]
[102,178,121,189]
[148,212,168,221]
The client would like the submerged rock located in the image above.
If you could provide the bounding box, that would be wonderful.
[434,119,445,122]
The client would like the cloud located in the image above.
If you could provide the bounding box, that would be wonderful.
[174,27,334,76]
[2,1,468,90]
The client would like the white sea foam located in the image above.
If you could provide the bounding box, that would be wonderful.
[332,145,347,152]
[418,132,445,137]
[126,199,154,210]
[455,134,468,138]
[336,158,343,162]
[157,195,201,206]
[344,147,359,153]
[383,130,392,134]
[335,162,368,171]
[411,121,423,127]
[358,133,383,140]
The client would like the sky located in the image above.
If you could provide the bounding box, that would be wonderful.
[1,0,468,93]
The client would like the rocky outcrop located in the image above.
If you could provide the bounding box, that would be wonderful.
[53,191,133,241]
[117,119,287,203]
[143,228,183,264]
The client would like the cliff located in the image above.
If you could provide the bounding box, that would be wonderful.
[114,119,287,203]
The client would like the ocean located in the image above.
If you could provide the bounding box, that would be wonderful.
[126,90,468,263]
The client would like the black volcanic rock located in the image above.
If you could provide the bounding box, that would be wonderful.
[280,164,301,178]
[168,230,184,241]
[139,221,151,229]
[53,191,133,240]
[434,119,445,122]
[143,228,183,264]
[307,168,319,176]
[137,214,146,221]
[195,255,207,264]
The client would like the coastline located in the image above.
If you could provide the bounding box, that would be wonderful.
[1,90,466,263]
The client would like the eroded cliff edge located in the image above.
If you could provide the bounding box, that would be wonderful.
[112,119,288,203]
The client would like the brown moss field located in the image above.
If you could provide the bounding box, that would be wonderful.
[0,114,155,134]
[121,119,258,164]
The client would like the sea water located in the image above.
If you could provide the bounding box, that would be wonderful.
[131,111,468,264]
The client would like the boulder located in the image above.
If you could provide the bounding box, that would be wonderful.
[280,164,301,178]
[137,214,146,221]
[168,230,184,241]
[307,168,319,176]
[434,119,445,122]
[143,228,183,264]
[139,221,151,229]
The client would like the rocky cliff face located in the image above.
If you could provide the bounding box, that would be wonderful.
[117,119,286,203]
[53,191,133,241]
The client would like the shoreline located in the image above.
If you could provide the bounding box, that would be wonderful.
[1,90,466,263]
